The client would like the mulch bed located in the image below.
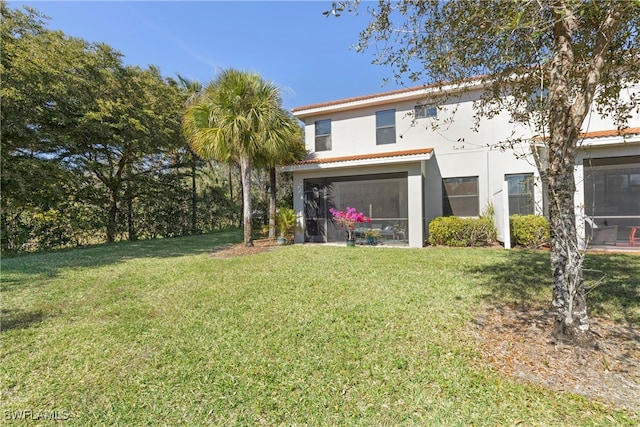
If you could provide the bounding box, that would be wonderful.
[473,304,640,413]
[209,238,283,258]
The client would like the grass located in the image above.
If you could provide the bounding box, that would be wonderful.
[1,230,639,425]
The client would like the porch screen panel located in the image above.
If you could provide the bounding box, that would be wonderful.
[303,173,408,243]
[584,155,640,241]
[303,179,329,242]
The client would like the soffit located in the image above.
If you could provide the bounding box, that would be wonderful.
[280,148,434,172]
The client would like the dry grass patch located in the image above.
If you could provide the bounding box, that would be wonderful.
[474,303,640,412]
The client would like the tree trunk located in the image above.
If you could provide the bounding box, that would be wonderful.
[191,154,197,234]
[543,1,626,348]
[268,167,277,240]
[546,138,592,348]
[240,156,253,247]
[126,188,137,241]
[546,8,592,348]
[228,165,234,202]
[229,164,241,228]
[106,189,118,244]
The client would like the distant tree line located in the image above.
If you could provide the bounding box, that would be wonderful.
[1,3,302,253]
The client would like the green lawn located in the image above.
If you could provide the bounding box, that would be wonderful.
[2,230,638,425]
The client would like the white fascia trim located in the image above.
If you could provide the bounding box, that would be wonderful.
[280,152,433,173]
[579,134,640,147]
[292,80,485,119]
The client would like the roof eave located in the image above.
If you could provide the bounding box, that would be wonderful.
[291,79,486,119]
[280,151,433,172]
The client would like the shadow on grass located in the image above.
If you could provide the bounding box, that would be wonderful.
[467,250,552,304]
[583,253,640,325]
[1,228,242,292]
[0,308,47,332]
[466,249,640,325]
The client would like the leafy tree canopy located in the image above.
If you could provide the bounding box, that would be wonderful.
[327,0,640,347]
[1,2,198,247]
[329,0,639,132]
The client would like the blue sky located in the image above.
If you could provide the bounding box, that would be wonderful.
[10,1,410,111]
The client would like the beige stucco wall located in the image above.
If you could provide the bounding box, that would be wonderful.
[302,89,534,160]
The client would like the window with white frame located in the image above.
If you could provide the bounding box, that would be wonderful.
[414,104,437,119]
[314,119,331,151]
[442,176,479,217]
[506,173,535,215]
[376,109,396,145]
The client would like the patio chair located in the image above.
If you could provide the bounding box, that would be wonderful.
[585,218,618,246]
[392,224,406,241]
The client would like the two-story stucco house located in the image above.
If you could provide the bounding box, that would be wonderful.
[283,81,640,248]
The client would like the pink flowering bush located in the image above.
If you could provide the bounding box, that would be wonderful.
[329,207,370,240]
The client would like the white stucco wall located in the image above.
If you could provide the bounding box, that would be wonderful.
[301,88,535,160]
[292,82,640,248]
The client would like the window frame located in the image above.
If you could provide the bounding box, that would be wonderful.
[314,119,332,152]
[414,104,437,119]
[506,173,535,215]
[442,176,479,217]
[375,109,396,145]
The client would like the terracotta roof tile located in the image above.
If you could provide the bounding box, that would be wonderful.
[580,127,640,139]
[533,127,640,141]
[291,76,486,114]
[291,86,429,113]
[294,148,434,165]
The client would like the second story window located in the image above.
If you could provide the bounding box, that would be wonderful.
[415,104,437,119]
[314,119,331,151]
[376,109,396,145]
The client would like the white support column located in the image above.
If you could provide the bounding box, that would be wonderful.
[293,174,305,244]
[408,167,424,248]
[502,179,511,249]
[574,161,587,250]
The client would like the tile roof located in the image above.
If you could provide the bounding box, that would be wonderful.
[294,148,434,165]
[290,86,430,113]
[291,76,486,115]
[579,127,640,139]
[534,127,640,141]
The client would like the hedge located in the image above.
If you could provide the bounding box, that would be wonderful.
[510,214,550,248]
[428,216,497,247]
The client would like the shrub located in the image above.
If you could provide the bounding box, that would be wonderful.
[30,209,73,250]
[510,214,550,248]
[428,216,497,247]
[428,217,467,247]
[276,207,298,243]
[469,216,498,246]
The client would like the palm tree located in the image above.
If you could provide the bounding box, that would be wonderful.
[254,111,305,239]
[182,69,294,246]
[176,74,202,105]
